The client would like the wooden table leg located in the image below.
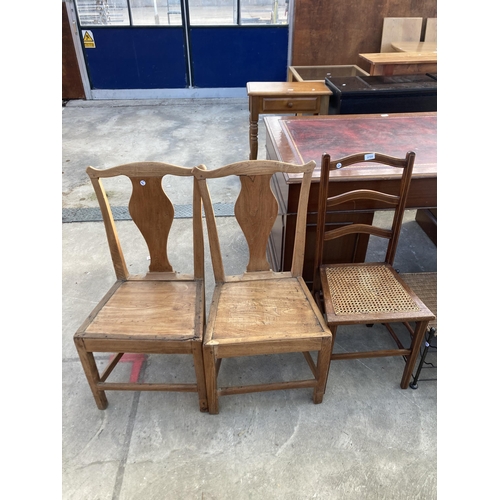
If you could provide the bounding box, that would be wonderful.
[249,96,259,160]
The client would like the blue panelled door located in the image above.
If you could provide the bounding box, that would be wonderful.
[79,3,289,90]
[83,27,188,89]
[190,26,289,87]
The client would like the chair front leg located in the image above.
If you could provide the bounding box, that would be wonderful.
[192,342,209,412]
[203,344,219,415]
[313,336,333,404]
[74,337,108,410]
[400,320,429,389]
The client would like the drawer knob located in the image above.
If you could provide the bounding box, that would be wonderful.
[287,102,293,108]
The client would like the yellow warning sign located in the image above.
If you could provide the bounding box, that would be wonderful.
[82,30,95,49]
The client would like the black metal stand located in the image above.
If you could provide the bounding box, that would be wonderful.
[410,327,437,389]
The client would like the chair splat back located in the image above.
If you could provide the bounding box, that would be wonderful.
[128,175,175,273]
[87,162,202,280]
[235,173,277,273]
[194,160,315,282]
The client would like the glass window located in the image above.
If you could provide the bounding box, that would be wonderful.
[75,0,289,27]
[130,0,182,26]
[75,0,131,26]
[240,0,289,25]
[187,0,236,26]
[188,0,289,26]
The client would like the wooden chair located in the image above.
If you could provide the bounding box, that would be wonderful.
[399,272,437,389]
[193,160,332,414]
[73,162,208,411]
[312,152,435,389]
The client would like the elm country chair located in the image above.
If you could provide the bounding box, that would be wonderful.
[312,152,435,389]
[74,162,208,411]
[193,160,332,414]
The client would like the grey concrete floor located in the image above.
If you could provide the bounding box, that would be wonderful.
[62,98,437,499]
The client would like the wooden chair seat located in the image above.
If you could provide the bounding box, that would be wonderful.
[210,277,326,343]
[84,280,201,339]
[321,263,431,324]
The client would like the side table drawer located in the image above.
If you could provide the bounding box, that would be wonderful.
[262,97,320,112]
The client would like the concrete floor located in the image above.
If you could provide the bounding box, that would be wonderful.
[62,98,437,499]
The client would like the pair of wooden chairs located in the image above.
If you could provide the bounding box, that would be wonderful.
[74,160,331,415]
[74,152,435,415]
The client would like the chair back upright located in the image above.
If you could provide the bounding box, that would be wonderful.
[313,151,416,294]
[86,162,204,281]
[193,160,315,283]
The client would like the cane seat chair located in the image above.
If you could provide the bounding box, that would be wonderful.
[73,162,208,411]
[399,272,437,389]
[193,160,332,414]
[312,152,435,389]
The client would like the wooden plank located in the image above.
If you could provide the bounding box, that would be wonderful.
[424,18,437,42]
[247,81,331,96]
[391,41,436,53]
[380,17,423,52]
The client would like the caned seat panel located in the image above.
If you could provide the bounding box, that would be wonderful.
[399,272,437,331]
[320,263,433,325]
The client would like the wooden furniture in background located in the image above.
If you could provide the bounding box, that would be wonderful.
[380,17,423,52]
[74,162,208,412]
[324,74,437,115]
[391,41,436,53]
[291,0,436,67]
[62,1,85,99]
[264,113,437,285]
[416,208,437,245]
[312,152,435,389]
[359,51,437,76]
[246,82,331,160]
[193,160,332,414]
[287,65,368,82]
[400,272,437,389]
[424,18,437,42]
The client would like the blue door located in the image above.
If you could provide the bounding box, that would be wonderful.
[74,0,289,90]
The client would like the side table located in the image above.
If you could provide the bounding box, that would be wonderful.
[246,82,331,160]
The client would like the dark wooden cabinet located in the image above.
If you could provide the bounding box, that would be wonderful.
[62,2,86,100]
[325,74,437,115]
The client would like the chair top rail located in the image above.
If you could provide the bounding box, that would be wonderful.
[87,162,197,179]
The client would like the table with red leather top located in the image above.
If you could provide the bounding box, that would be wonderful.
[264,112,437,284]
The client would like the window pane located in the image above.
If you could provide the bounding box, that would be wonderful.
[130,0,182,26]
[188,0,236,26]
[240,0,289,25]
[75,0,130,26]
